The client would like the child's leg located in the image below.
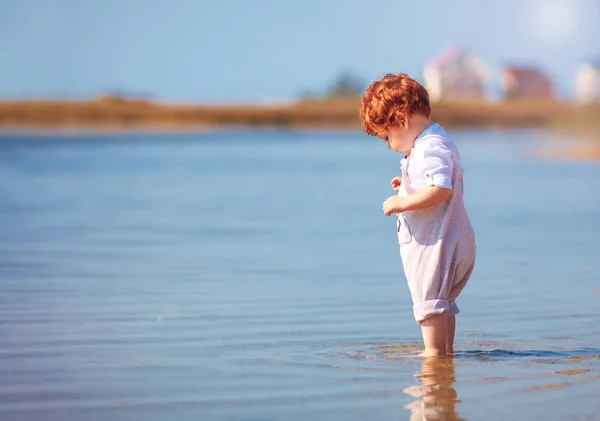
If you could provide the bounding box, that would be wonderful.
[420,314,447,357]
[446,315,456,355]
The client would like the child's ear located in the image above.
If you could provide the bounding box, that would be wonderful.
[401,118,409,129]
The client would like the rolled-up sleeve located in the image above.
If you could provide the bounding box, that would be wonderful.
[421,141,454,189]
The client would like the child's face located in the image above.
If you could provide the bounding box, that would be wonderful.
[381,124,413,154]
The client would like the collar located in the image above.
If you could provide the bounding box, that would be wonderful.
[400,122,440,168]
[413,122,440,148]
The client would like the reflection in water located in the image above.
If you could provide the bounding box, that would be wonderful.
[403,357,465,421]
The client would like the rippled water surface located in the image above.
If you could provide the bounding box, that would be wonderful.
[1,129,599,421]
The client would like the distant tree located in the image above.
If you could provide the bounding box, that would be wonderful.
[98,90,154,101]
[297,89,320,101]
[327,71,366,98]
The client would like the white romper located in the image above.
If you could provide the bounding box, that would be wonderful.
[397,123,476,323]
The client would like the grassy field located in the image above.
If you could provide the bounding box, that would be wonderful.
[1,96,598,132]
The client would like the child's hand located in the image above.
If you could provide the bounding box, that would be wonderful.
[382,196,406,216]
[390,176,402,193]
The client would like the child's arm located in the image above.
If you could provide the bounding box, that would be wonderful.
[383,139,454,216]
[383,186,451,216]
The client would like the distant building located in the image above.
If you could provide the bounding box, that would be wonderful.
[575,59,600,104]
[423,46,489,102]
[501,66,554,100]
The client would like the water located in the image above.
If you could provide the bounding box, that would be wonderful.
[0,129,599,421]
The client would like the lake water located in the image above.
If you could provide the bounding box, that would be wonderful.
[0,128,599,421]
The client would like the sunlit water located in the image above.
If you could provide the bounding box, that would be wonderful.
[0,129,599,421]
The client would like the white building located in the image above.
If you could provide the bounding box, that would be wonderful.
[423,46,489,102]
[576,59,600,104]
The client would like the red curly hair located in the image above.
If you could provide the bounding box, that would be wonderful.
[359,73,431,137]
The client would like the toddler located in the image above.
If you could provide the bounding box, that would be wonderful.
[360,73,476,357]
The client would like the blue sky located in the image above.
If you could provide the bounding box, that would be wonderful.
[0,0,598,102]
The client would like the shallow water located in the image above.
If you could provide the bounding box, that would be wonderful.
[0,129,599,420]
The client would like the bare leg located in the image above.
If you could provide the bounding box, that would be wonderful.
[446,315,456,355]
[419,314,447,357]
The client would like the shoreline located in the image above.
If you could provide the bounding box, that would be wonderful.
[1,97,599,159]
